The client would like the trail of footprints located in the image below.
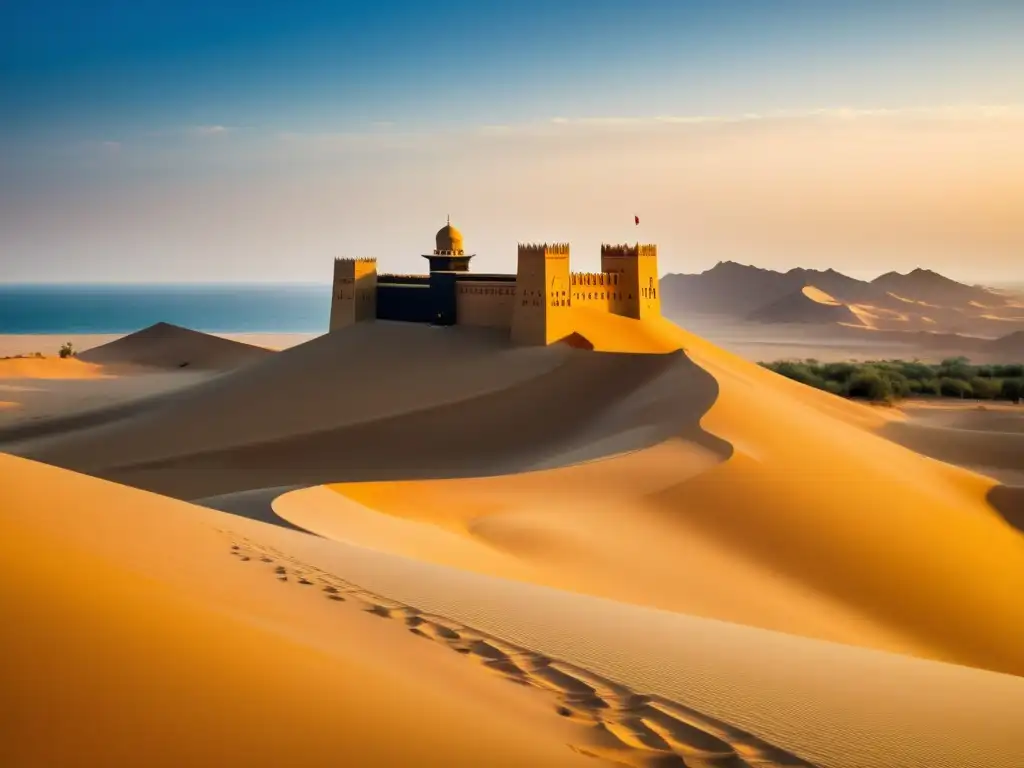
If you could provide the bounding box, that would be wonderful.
[227,537,818,768]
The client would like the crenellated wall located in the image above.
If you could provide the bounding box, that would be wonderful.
[569,271,631,312]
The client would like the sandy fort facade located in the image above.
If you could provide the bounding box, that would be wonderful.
[330,219,660,346]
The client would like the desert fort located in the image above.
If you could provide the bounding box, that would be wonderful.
[330,218,661,345]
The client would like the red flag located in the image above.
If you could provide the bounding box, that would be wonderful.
[634,215,640,226]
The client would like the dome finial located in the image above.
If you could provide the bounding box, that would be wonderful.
[447,213,450,225]
[435,217,464,254]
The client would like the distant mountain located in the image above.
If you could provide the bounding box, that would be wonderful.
[993,330,1024,356]
[659,261,880,317]
[660,262,1011,320]
[747,286,866,326]
[870,268,1005,307]
[659,261,799,316]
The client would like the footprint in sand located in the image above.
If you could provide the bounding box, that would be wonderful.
[225,537,818,768]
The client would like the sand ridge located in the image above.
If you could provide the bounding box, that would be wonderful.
[4,310,1024,765]
[0,355,114,379]
[0,453,602,768]
[264,312,1024,675]
[6,312,1024,675]
[227,536,816,767]
[5,321,724,498]
[4,451,1024,768]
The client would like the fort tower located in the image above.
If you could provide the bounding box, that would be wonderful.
[330,257,378,331]
[600,243,660,320]
[511,243,571,346]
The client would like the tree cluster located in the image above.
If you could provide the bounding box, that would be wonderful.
[759,357,1023,404]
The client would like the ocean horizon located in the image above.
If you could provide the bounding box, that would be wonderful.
[0,283,332,334]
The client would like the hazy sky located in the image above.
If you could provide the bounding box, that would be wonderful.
[2,1,1023,284]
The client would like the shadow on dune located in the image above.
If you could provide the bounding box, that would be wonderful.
[879,420,1024,479]
[193,485,313,533]
[1,325,730,501]
[988,485,1024,536]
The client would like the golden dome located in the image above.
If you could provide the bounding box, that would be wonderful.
[435,216,464,254]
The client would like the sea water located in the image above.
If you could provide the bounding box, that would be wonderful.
[0,284,331,334]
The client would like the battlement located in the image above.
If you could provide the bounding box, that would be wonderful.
[570,271,621,286]
[600,243,657,259]
[517,242,570,257]
[334,257,378,264]
[432,249,466,256]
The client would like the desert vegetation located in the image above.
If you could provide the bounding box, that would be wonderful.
[760,357,1023,404]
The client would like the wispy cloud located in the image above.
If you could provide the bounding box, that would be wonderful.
[188,124,232,137]
[503,104,1024,132]
[73,105,1024,163]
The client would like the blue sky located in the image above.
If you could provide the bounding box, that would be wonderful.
[2,1,1023,282]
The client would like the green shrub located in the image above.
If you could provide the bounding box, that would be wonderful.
[938,378,973,398]
[992,364,1024,378]
[823,380,845,395]
[58,342,75,359]
[847,371,893,401]
[770,361,826,389]
[937,357,974,382]
[969,376,999,399]
[1001,378,1023,404]
[759,357,1022,403]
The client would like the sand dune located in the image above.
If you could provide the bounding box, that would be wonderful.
[77,321,274,370]
[5,321,725,498]
[747,285,866,326]
[266,314,1024,676]
[3,451,1024,768]
[897,401,1024,435]
[8,311,1023,677]
[0,453,598,768]
[0,355,113,379]
[5,309,1024,765]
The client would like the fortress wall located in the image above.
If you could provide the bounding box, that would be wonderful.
[456,281,516,329]
[375,283,433,324]
[569,271,631,312]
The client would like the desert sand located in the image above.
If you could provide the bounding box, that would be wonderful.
[0,330,314,359]
[2,309,1024,767]
[0,325,279,430]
